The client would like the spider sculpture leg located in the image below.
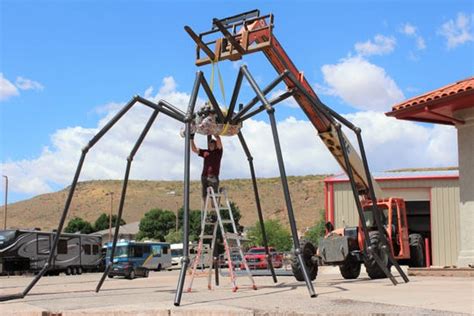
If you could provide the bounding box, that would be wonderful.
[237,132,278,283]
[95,109,160,292]
[239,65,317,297]
[0,96,185,302]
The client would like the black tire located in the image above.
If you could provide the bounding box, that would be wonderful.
[108,274,114,278]
[409,234,425,267]
[144,269,149,278]
[128,269,136,280]
[291,241,318,282]
[65,267,72,275]
[71,267,77,275]
[156,264,162,272]
[339,254,361,279]
[364,231,391,279]
[77,266,83,275]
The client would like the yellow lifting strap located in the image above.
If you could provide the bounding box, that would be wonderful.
[210,59,230,135]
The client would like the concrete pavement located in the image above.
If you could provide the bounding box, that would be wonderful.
[1,267,473,315]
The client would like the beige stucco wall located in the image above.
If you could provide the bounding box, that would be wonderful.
[455,108,474,267]
[332,178,460,266]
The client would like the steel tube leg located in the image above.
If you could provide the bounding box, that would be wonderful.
[0,97,140,302]
[333,124,397,285]
[267,109,316,297]
[21,151,86,299]
[174,72,201,307]
[96,110,159,292]
[237,132,277,283]
[355,132,409,283]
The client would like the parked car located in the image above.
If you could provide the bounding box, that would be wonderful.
[241,247,283,270]
[218,251,242,269]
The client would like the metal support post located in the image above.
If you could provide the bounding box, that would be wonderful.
[174,71,201,306]
[237,132,277,283]
[333,124,398,285]
[96,110,159,292]
[355,132,409,283]
[0,96,140,302]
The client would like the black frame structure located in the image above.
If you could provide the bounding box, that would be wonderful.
[0,64,408,306]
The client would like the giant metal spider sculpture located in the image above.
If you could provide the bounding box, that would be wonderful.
[1,9,409,306]
[0,65,319,305]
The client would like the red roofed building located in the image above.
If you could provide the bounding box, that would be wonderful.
[386,77,474,268]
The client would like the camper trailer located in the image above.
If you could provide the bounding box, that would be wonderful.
[0,229,102,275]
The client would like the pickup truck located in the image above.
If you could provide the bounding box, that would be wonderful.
[241,247,283,269]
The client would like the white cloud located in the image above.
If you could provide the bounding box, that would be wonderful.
[0,73,19,101]
[0,74,44,101]
[416,37,426,50]
[342,112,457,170]
[318,56,405,111]
[400,22,426,51]
[438,12,474,49]
[401,23,417,36]
[15,77,44,91]
[0,77,458,199]
[354,35,396,56]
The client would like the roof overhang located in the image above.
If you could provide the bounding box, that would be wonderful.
[386,77,474,126]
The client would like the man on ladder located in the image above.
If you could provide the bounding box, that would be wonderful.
[191,134,223,202]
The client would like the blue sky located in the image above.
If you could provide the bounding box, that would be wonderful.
[1,0,473,203]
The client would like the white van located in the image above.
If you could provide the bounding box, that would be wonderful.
[170,243,211,268]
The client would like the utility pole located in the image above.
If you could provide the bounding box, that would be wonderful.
[2,175,7,230]
[106,192,114,243]
[176,201,179,232]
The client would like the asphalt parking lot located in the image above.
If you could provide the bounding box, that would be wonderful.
[0,266,473,315]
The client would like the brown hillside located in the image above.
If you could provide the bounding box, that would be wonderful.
[5,175,327,233]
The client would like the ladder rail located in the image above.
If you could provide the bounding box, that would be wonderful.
[187,186,257,293]
[210,187,238,290]
[222,189,256,287]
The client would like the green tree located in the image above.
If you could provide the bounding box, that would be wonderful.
[64,217,93,234]
[177,207,205,241]
[246,219,292,251]
[165,228,183,243]
[94,213,126,231]
[137,208,176,241]
[303,209,327,247]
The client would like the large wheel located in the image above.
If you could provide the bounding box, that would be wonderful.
[409,234,425,267]
[76,266,83,275]
[364,231,391,279]
[65,266,72,275]
[339,254,361,279]
[291,241,318,282]
[128,269,136,280]
[156,264,162,272]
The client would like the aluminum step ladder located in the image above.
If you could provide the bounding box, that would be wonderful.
[187,186,257,292]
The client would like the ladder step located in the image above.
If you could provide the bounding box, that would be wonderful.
[225,233,243,240]
[221,219,233,224]
[201,235,214,239]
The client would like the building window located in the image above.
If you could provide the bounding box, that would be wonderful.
[151,245,161,257]
[58,239,68,255]
[131,245,144,258]
[92,244,99,255]
[83,244,92,255]
[37,234,50,255]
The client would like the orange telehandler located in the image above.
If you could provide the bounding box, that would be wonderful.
[185,9,418,289]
